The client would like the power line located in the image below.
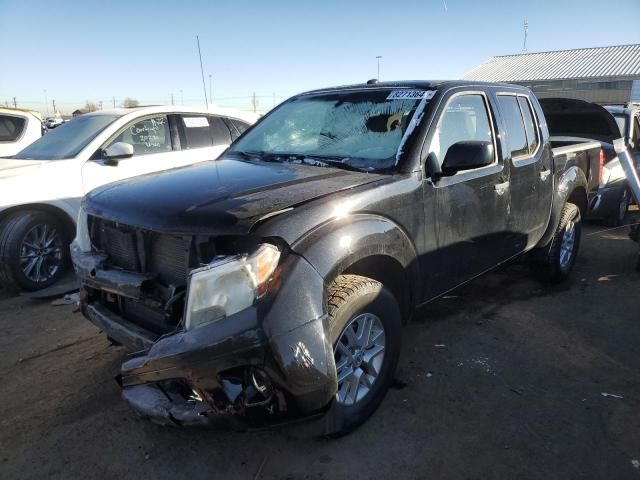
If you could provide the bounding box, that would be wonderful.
[196,35,208,107]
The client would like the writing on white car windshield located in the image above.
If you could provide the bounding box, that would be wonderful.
[16,114,121,160]
[229,89,428,171]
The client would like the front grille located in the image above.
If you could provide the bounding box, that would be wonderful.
[90,216,190,286]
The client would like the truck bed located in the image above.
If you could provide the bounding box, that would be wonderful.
[550,138,602,195]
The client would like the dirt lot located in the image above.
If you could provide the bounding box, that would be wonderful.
[1,223,639,480]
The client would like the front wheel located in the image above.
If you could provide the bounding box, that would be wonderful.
[0,211,70,291]
[532,202,581,283]
[322,274,402,436]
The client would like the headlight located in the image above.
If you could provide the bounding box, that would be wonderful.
[184,244,280,330]
[600,158,625,187]
[73,206,91,252]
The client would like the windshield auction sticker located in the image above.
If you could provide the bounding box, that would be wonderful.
[387,90,436,101]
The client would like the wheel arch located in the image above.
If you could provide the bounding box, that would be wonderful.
[291,214,421,322]
[0,203,76,239]
[537,166,588,248]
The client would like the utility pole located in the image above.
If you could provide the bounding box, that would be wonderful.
[44,89,49,115]
[522,20,528,52]
[52,99,56,113]
[12,97,17,108]
[98,100,103,110]
[208,74,213,103]
[252,92,257,113]
[196,35,209,106]
[180,90,184,106]
[376,55,382,81]
[171,93,174,106]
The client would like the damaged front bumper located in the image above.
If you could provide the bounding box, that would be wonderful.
[72,243,337,428]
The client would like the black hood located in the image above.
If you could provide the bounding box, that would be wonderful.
[84,157,384,235]
[539,97,622,145]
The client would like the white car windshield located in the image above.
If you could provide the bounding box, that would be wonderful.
[229,89,426,170]
[16,114,121,160]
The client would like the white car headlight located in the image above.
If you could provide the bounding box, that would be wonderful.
[184,244,280,330]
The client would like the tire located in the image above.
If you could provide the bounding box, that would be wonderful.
[0,211,70,292]
[532,202,581,283]
[322,274,402,437]
[605,189,630,227]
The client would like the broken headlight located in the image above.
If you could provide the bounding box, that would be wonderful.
[184,244,280,330]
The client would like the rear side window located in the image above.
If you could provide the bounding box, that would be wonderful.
[497,95,528,158]
[429,94,494,166]
[230,119,249,138]
[180,115,232,149]
[517,96,539,154]
[0,114,26,142]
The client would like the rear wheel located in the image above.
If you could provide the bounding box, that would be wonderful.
[605,189,630,227]
[322,274,402,436]
[532,202,581,283]
[0,211,70,291]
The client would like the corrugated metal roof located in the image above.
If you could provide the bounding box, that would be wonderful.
[463,44,640,82]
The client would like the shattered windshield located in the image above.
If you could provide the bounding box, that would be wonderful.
[229,89,429,170]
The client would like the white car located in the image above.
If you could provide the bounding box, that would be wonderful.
[0,105,257,291]
[0,108,44,158]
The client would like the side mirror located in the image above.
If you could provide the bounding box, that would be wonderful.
[103,142,134,165]
[440,141,494,176]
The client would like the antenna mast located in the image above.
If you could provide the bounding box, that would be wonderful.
[522,20,528,52]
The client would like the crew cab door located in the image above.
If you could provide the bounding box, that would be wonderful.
[495,93,552,248]
[424,90,511,295]
[82,114,180,194]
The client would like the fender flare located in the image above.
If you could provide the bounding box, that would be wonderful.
[290,213,421,309]
[537,165,588,248]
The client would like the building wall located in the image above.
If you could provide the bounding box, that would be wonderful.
[516,78,635,105]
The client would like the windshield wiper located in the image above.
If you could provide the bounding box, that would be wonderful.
[228,150,265,160]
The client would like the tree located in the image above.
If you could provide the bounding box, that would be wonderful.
[84,101,98,112]
[122,97,139,108]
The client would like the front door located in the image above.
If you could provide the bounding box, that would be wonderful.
[81,114,179,194]
[424,91,511,296]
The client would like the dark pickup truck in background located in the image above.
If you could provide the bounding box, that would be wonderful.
[541,98,637,226]
[72,80,597,435]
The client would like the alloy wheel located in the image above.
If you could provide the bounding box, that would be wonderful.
[19,223,63,283]
[334,313,386,406]
[559,220,576,269]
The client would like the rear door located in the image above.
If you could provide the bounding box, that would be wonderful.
[495,92,552,248]
[424,89,511,294]
[174,114,233,166]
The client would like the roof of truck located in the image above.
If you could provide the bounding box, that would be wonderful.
[300,80,528,95]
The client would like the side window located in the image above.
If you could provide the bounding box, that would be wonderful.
[230,119,249,137]
[517,96,539,154]
[180,115,232,149]
[429,94,494,166]
[497,95,528,158]
[107,115,171,156]
[0,114,26,142]
[208,116,232,145]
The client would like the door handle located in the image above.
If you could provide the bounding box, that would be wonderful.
[494,181,510,195]
[540,169,551,181]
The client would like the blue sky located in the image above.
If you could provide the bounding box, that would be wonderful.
[1,0,639,113]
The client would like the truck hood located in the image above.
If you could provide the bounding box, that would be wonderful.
[85,157,385,235]
[0,158,49,179]
[539,98,621,145]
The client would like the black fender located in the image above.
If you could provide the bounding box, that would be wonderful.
[290,213,421,311]
[537,165,588,248]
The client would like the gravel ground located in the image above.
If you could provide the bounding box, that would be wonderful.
[0,223,639,480]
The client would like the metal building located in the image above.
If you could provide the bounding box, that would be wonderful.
[463,44,640,105]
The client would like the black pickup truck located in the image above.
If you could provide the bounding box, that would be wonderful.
[72,81,597,435]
